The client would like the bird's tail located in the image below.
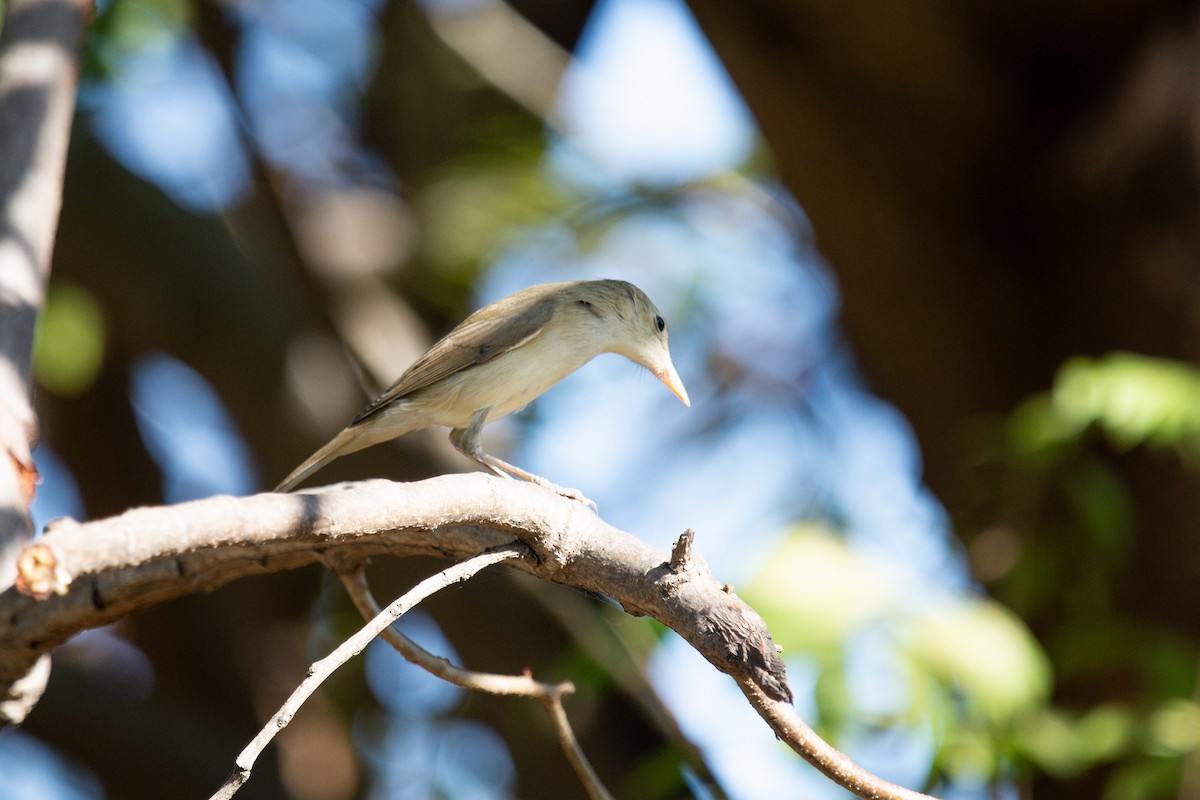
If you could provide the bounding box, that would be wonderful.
[275,425,374,492]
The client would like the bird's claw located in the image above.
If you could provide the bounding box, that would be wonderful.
[526,475,597,513]
[558,486,598,514]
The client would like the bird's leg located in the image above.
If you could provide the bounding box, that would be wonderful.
[449,411,509,479]
[449,410,597,511]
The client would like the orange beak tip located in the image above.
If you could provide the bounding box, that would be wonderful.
[654,366,691,408]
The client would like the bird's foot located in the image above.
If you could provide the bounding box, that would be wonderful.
[527,475,598,513]
[471,449,598,512]
[558,485,599,514]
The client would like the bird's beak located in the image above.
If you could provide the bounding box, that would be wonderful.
[654,358,691,408]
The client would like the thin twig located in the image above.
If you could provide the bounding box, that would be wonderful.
[538,690,613,800]
[738,681,939,800]
[208,545,523,800]
[333,560,615,800]
[513,575,724,793]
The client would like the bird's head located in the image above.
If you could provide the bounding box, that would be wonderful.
[566,280,691,407]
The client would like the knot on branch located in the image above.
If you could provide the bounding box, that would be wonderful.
[15,541,70,599]
[647,530,792,703]
[656,528,706,598]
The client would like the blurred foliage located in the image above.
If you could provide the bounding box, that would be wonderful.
[739,352,1200,795]
[1011,352,1200,466]
[417,141,571,279]
[95,0,192,54]
[413,135,732,295]
[748,526,893,653]
[955,351,1200,797]
[746,525,1051,785]
[32,281,106,397]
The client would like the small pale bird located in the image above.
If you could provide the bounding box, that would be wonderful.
[275,280,690,501]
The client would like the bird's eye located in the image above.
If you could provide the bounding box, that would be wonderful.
[654,314,666,333]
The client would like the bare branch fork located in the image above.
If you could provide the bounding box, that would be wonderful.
[332,559,614,800]
[213,546,553,799]
[2,474,937,800]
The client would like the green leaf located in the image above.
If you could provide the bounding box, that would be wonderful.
[1146,699,1200,757]
[33,282,106,397]
[905,599,1052,726]
[1053,353,1200,452]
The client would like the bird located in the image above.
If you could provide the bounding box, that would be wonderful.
[275,279,690,504]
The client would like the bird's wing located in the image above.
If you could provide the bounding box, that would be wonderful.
[351,291,557,425]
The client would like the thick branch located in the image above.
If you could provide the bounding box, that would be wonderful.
[3,475,791,699]
[0,474,934,799]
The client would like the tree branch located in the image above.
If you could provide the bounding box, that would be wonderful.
[2,474,935,799]
[334,560,615,800]
[210,546,524,799]
[739,682,937,800]
[3,475,792,699]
